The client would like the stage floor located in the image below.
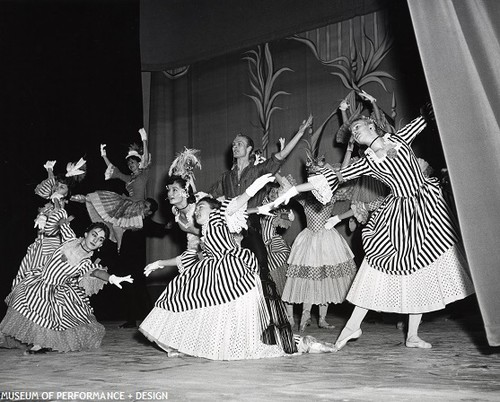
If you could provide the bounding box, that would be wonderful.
[0,307,499,402]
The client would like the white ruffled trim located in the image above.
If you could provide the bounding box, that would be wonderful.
[307,175,332,205]
[224,198,248,234]
[79,267,108,296]
[176,255,185,273]
[104,165,115,180]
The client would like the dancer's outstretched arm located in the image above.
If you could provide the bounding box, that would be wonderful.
[275,115,313,160]
[100,144,112,167]
[226,173,276,215]
[144,257,179,277]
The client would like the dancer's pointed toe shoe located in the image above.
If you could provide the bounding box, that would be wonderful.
[334,328,362,351]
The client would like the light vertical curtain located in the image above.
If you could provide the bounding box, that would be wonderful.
[407,0,500,346]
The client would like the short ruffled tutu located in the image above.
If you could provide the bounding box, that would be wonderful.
[139,286,285,361]
[0,308,105,352]
[282,228,357,304]
[86,191,145,230]
[346,245,475,313]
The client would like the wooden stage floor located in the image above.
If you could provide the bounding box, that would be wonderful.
[1,305,499,402]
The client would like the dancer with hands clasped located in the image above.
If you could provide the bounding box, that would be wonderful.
[273,104,475,350]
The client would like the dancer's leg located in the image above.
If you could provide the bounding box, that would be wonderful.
[406,313,432,349]
[299,303,312,332]
[286,303,295,328]
[334,306,367,350]
[318,304,335,328]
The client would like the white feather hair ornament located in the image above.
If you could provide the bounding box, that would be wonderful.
[126,143,143,159]
[66,157,87,177]
[168,147,202,192]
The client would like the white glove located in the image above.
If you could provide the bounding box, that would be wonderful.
[245,173,275,197]
[70,194,87,203]
[108,274,133,289]
[138,128,148,142]
[272,186,298,208]
[43,160,56,171]
[324,215,341,230]
[257,203,274,216]
[34,215,47,230]
[144,261,164,277]
[254,153,266,166]
[100,144,107,157]
[339,100,349,111]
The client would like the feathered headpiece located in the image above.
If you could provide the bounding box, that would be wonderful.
[65,157,86,177]
[168,147,202,192]
[126,143,143,160]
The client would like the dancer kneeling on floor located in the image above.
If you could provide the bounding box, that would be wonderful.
[140,174,335,359]
[139,174,291,360]
[0,222,133,353]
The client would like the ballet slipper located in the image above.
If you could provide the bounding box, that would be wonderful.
[167,350,186,357]
[25,345,48,355]
[334,328,362,351]
[318,317,335,329]
[405,336,432,349]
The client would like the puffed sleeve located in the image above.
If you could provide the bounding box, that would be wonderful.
[105,164,131,183]
[79,265,108,296]
[222,198,248,233]
[35,177,56,199]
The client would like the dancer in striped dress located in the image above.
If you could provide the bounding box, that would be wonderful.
[0,222,133,353]
[140,174,289,360]
[12,158,86,288]
[256,174,295,297]
[273,105,475,350]
[338,94,389,233]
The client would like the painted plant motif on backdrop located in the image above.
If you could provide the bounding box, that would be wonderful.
[243,43,292,157]
[289,11,402,141]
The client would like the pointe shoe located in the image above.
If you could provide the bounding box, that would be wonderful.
[334,328,362,351]
[318,317,335,329]
[406,336,432,349]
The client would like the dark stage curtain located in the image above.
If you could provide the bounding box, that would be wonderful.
[140,0,393,70]
[1,0,144,319]
[408,0,500,346]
